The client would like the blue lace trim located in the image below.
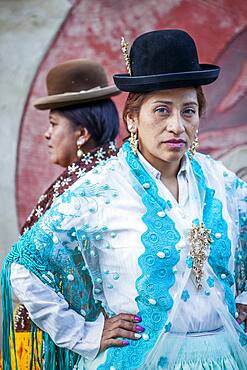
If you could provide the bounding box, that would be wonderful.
[192,158,246,346]
[99,143,245,369]
[191,159,235,313]
[98,142,181,369]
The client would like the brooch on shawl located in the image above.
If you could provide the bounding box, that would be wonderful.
[188,221,212,289]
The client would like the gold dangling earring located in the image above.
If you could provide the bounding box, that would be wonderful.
[129,131,138,155]
[128,123,138,155]
[76,137,85,159]
[188,130,199,161]
[77,145,84,159]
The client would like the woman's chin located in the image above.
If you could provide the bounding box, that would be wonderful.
[49,156,56,164]
[49,155,61,167]
[158,150,186,163]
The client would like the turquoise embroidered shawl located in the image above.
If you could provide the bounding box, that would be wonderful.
[1,142,247,369]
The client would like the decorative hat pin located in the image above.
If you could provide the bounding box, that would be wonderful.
[121,36,131,75]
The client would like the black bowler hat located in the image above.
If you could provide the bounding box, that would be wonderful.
[113,29,220,92]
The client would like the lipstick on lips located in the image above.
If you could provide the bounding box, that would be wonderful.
[163,138,186,149]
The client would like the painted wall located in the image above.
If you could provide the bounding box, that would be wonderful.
[0,0,71,345]
[0,0,71,254]
[16,0,247,229]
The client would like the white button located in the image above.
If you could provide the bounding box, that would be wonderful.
[80,308,86,316]
[142,333,150,341]
[156,251,165,259]
[52,235,59,244]
[67,274,74,281]
[157,211,166,218]
[143,182,150,189]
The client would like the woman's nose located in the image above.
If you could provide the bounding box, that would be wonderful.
[44,127,51,140]
[167,114,185,134]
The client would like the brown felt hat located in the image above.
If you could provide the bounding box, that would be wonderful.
[33,59,120,110]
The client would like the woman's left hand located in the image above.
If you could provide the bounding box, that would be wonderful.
[236,303,247,332]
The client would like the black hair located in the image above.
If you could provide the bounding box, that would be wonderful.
[57,99,119,145]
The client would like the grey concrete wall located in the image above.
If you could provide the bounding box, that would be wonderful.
[0,0,71,346]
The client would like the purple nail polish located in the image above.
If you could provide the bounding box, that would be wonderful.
[122,340,129,345]
[136,325,145,332]
[134,315,142,322]
[237,319,242,324]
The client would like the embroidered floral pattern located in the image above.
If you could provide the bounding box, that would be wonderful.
[16,142,117,333]
[21,142,117,235]
[158,356,169,368]
[181,290,190,302]
[207,276,215,288]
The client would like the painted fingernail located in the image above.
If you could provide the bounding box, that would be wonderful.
[134,333,142,339]
[136,325,145,332]
[134,315,142,322]
[237,319,242,324]
[122,340,129,345]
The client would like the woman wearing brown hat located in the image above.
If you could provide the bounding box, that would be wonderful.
[10,59,120,370]
[2,30,247,370]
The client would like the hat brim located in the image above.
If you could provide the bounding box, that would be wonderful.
[113,64,220,92]
[33,85,121,110]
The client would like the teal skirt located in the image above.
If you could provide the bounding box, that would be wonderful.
[164,329,245,370]
[80,328,246,369]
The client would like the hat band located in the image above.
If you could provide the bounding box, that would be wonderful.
[57,86,102,96]
[114,66,219,85]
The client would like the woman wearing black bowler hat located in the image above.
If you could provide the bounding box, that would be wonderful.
[2,30,247,369]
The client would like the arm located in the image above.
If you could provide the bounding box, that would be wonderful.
[6,179,143,362]
[234,177,247,330]
[223,166,247,330]
[11,262,104,360]
[4,183,104,361]
[221,165,247,298]
[11,263,144,356]
[232,177,247,302]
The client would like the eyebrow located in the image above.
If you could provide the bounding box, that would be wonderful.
[152,100,198,106]
[183,102,198,106]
